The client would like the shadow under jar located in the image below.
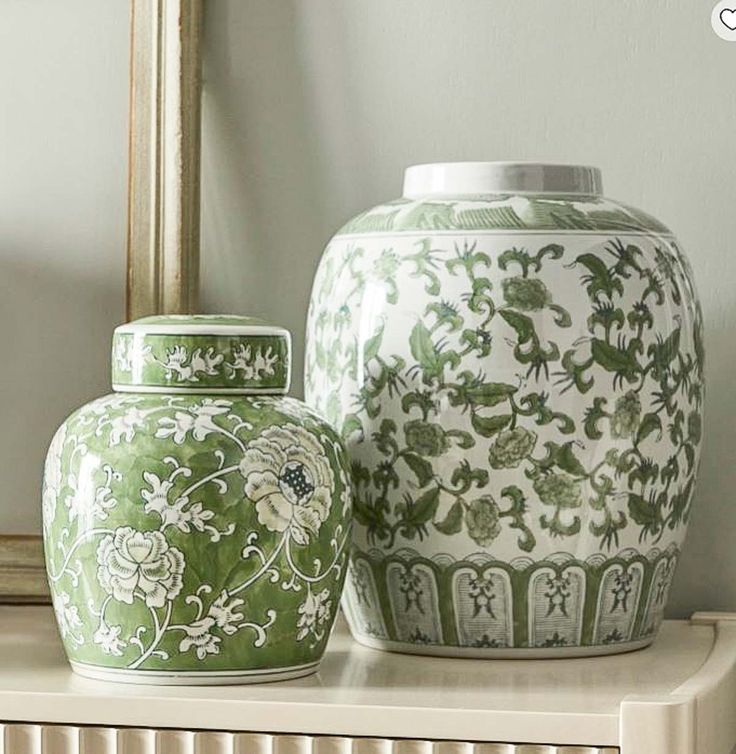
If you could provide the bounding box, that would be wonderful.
[305,162,705,657]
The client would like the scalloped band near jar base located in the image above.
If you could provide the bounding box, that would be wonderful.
[70,660,320,686]
[341,547,680,655]
[352,634,655,659]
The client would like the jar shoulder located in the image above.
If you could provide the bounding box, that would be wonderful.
[60,393,339,442]
[333,193,674,237]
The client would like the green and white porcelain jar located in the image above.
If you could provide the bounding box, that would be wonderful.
[43,315,352,683]
[305,162,704,657]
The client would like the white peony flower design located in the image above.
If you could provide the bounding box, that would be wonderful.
[96,527,185,608]
[157,345,224,383]
[178,617,221,660]
[42,423,67,530]
[296,588,332,642]
[176,589,245,660]
[82,394,131,423]
[93,619,126,656]
[240,424,334,545]
[52,591,83,643]
[208,589,245,635]
[67,464,120,523]
[140,472,175,515]
[108,406,147,445]
[155,399,231,445]
[225,344,278,380]
[113,338,133,373]
[141,471,215,533]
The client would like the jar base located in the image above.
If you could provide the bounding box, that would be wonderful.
[69,660,320,686]
[352,634,655,659]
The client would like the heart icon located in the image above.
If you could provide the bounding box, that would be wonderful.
[721,7,736,29]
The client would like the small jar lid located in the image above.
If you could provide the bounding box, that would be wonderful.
[112,315,291,394]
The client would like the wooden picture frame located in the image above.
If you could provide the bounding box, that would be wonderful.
[127,0,203,320]
[0,0,204,603]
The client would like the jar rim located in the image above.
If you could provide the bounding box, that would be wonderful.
[403,161,603,198]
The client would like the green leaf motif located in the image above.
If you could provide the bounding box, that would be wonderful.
[409,321,437,370]
[537,243,565,263]
[557,350,595,394]
[408,321,460,381]
[406,487,441,526]
[467,277,495,316]
[362,323,384,362]
[471,412,512,438]
[446,429,475,449]
[426,301,463,332]
[402,452,434,488]
[584,397,609,440]
[341,413,364,442]
[465,382,518,407]
[591,339,640,382]
[450,461,489,491]
[499,485,536,552]
[684,443,696,474]
[353,496,387,533]
[549,304,572,328]
[575,253,624,300]
[648,328,681,376]
[500,308,560,379]
[434,498,465,535]
[627,493,659,527]
[556,442,588,477]
[498,247,533,275]
[636,412,663,444]
[499,309,535,343]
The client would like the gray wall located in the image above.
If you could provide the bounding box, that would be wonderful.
[0,1,128,533]
[0,0,733,617]
[200,0,736,618]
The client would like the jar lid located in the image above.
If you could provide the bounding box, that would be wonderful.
[112,315,291,394]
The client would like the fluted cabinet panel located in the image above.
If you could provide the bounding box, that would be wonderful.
[433,743,473,754]
[0,727,618,754]
[199,733,237,754]
[81,730,120,754]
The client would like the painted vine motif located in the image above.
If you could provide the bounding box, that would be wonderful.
[112,335,289,389]
[305,234,704,560]
[43,394,351,669]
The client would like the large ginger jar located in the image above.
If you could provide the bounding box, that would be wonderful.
[43,315,352,683]
[305,162,704,657]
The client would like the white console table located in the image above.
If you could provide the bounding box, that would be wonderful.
[0,607,734,754]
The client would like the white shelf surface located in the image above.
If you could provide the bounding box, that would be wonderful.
[1,607,735,754]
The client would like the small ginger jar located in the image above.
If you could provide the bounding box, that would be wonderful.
[305,162,705,657]
[43,315,352,684]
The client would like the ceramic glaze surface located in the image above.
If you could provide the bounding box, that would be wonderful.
[305,163,704,656]
[43,316,352,683]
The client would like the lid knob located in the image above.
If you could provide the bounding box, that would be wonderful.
[111,315,291,394]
